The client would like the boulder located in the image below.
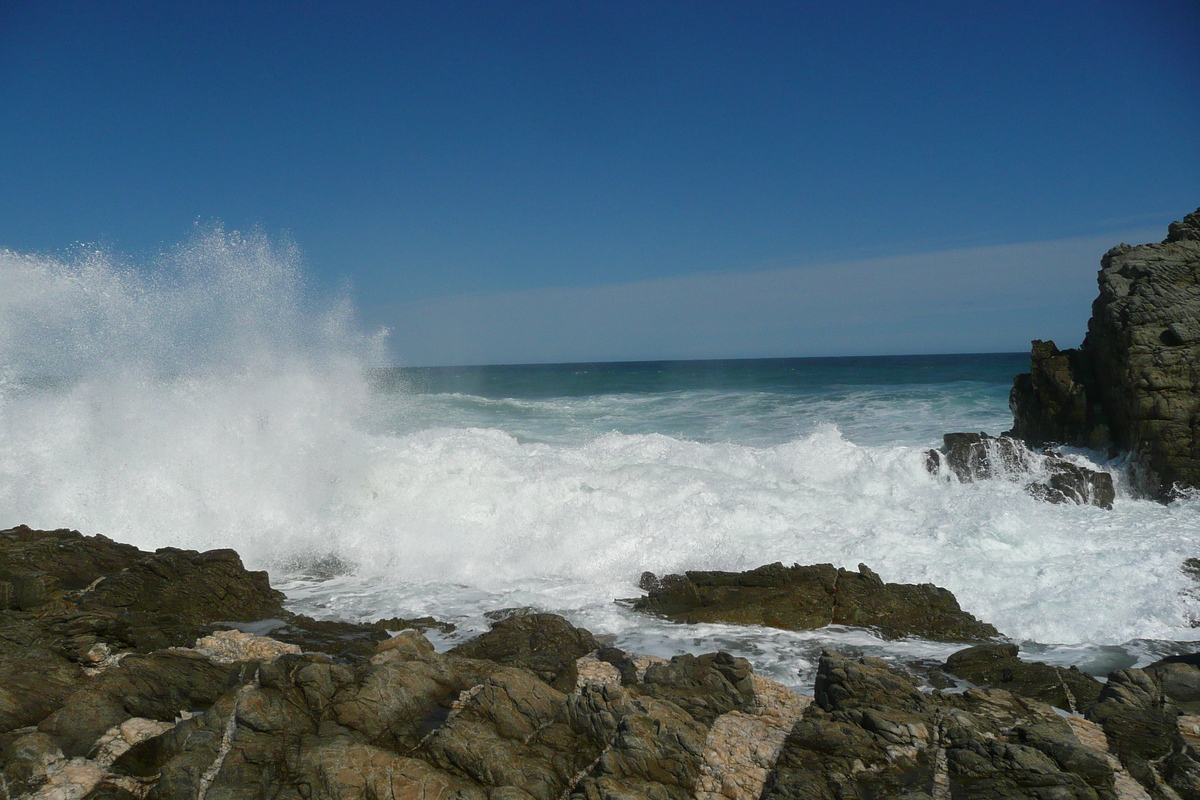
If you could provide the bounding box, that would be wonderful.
[637,651,756,726]
[633,562,999,642]
[448,612,600,692]
[926,431,1116,509]
[1009,208,1200,499]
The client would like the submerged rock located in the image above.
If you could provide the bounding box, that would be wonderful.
[1010,208,1200,499]
[926,431,1116,509]
[632,561,1000,642]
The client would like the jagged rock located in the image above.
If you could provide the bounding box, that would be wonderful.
[80,546,285,650]
[448,612,600,692]
[1010,208,1200,499]
[637,652,756,726]
[331,645,499,752]
[420,669,608,795]
[36,651,239,757]
[373,615,458,635]
[1,731,66,798]
[296,738,486,800]
[570,689,709,800]
[0,525,292,658]
[1010,340,1106,450]
[0,526,143,611]
[1088,666,1200,798]
[14,525,1173,799]
[124,625,756,800]
[0,648,80,732]
[1146,654,1200,714]
[768,650,1117,800]
[926,431,1116,509]
[633,562,999,642]
[944,643,1103,714]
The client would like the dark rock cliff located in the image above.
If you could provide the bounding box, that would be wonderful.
[1010,208,1200,499]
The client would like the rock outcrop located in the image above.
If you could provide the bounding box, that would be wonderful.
[633,562,1000,642]
[1010,208,1200,499]
[768,650,1121,800]
[943,643,1103,715]
[11,524,1200,800]
[926,431,1116,509]
[0,527,819,800]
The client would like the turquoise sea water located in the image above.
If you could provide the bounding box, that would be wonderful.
[3,233,1197,690]
[369,354,1028,448]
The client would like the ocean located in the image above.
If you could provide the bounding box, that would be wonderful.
[2,228,1198,690]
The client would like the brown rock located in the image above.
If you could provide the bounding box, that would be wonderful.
[449,613,600,692]
[944,643,1103,713]
[633,562,999,642]
[768,650,1116,800]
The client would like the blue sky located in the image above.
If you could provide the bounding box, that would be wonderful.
[2,1,1197,365]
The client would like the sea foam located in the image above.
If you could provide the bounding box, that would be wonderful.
[1,230,1197,690]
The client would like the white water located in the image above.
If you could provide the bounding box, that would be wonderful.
[2,230,1197,688]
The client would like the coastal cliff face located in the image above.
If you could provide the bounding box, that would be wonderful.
[1010,208,1200,498]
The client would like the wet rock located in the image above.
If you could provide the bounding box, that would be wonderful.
[264,614,392,663]
[1010,209,1200,499]
[1027,458,1117,509]
[926,431,1116,509]
[373,615,458,636]
[449,613,600,692]
[945,642,1103,713]
[632,561,999,642]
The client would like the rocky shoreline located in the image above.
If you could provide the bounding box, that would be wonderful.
[5,525,1200,800]
[6,209,1200,798]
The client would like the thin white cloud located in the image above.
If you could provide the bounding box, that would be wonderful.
[382,228,1161,366]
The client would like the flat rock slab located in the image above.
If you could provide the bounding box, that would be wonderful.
[633,561,1000,642]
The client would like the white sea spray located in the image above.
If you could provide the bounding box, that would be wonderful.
[1,229,1197,690]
